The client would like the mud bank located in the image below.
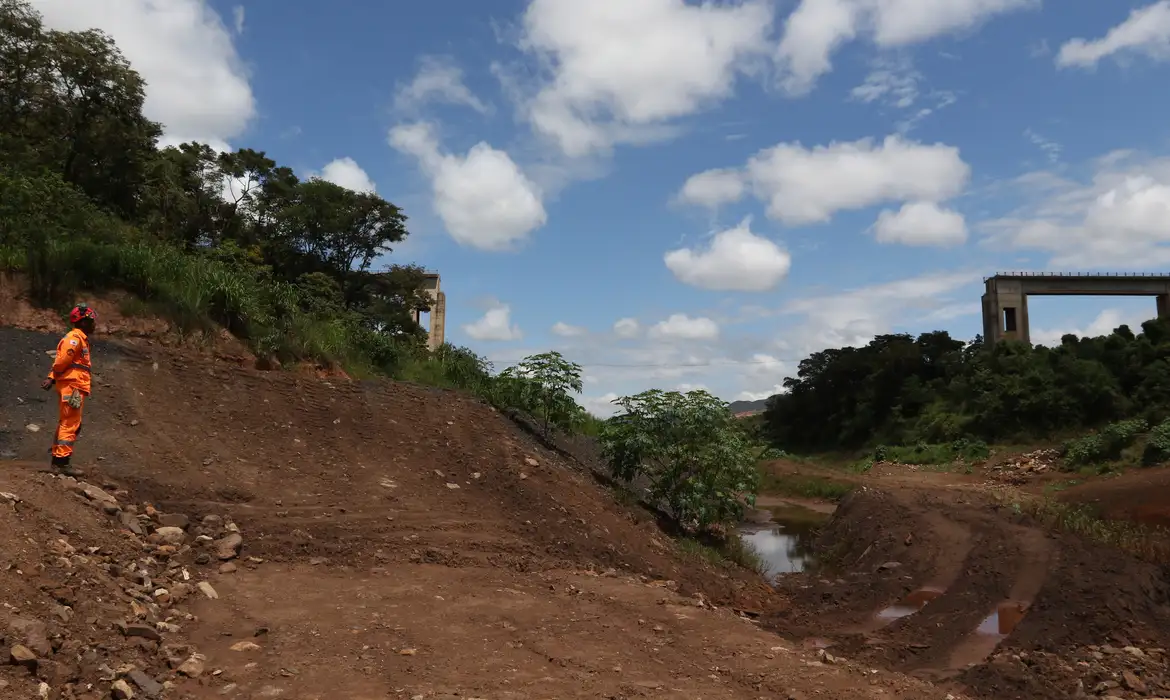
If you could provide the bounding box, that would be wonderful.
[764,487,1170,700]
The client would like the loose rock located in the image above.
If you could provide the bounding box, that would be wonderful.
[9,644,37,668]
[177,653,206,677]
[157,513,190,529]
[79,482,117,504]
[119,622,162,642]
[7,617,52,657]
[214,533,243,561]
[1122,669,1147,694]
[154,526,186,546]
[112,678,135,699]
[197,581,219,599]
[127,669,164,698]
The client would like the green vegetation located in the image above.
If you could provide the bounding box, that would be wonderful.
[676,535,765,574]
[600,389,760,533]
[757,471,854,501]
[1062,418,1147,468]
[494,352,586,439]
[1010,497,1170,564]
[873,438,991,465]
[763,324,1170,459]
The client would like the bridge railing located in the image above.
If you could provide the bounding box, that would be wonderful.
[985,271,1170,281]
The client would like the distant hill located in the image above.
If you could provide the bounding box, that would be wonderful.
[728,398,770,415]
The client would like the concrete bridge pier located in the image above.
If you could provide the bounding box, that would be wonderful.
[982,273,1170,347]
[982,280,1030,345]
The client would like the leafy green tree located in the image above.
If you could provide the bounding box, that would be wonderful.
[601,389,759,533]
[497,351,586,438]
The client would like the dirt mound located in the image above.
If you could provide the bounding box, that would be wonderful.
[765,487,1170,700]
[0,326,969,699]
[0,327,775,605]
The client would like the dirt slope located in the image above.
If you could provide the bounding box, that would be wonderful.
[0,327,960,699]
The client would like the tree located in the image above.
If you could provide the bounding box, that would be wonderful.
[497,351,585,438]
[601,389,759,533]
[0,0,444,378]
[274,178,408,297]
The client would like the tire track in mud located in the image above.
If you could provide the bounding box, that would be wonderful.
[925,524,1058,678]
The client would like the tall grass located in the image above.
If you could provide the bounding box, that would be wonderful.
[677,535,766,574]
[8,239,425,373]
[758,471,854,501]
[1009,495,1170,564]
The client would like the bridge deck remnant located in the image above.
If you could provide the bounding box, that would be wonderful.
[982,272,1170,346]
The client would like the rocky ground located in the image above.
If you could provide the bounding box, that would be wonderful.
[0,326,961,700]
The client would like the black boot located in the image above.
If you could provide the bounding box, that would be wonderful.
[51,455,81,477]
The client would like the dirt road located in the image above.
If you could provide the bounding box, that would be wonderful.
[757,458,1170,700]
[0,327,957,699]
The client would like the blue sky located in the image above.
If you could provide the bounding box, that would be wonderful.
[29,0,1170,413]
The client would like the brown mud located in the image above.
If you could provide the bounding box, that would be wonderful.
[761,483,1170,700]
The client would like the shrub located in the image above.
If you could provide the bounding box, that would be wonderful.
[1143,419,1170,466]
[601,389,759,533]
[495,351,586,438]
[1063,418,1149,467]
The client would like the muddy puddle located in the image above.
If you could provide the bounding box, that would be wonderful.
[876,587,945,621]
[740,503,831,580]
[948,601,1030,669]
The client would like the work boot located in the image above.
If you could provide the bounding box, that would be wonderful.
[50,455,81,478]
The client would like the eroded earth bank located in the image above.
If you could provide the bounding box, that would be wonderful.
[3,324,1169,700]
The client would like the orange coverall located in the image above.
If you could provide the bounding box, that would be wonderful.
[47,328,92,459]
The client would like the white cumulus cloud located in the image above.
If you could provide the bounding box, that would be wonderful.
[664,219,792,291]
[873,201,968,246]
[514,0,775,157]
[317,157,376,194]
[389,122,547,251]
[682,135,970,226]
[552,321,587,337]
[981,150,1170,268]
[676,168,746,208]
[649,314,720,341]
[30,0,256,149]
[776,0,1037,95]
[782,270,981,350]
[613,318,640,338]
[1057,1,1170,68]
[394,55,489,114]
[463,304,523,342]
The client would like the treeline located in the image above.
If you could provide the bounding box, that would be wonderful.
[0,0,474,380]
[763,320,1170,452]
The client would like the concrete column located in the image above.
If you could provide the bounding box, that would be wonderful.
[429,291,446,350]
[981,292,999,345]
[1158,293,1170,319]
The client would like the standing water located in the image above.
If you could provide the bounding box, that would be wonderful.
[739,503,830,580]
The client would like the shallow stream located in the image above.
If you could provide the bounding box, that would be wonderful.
[738,502,832,580]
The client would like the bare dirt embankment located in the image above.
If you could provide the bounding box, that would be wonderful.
[758,454,1170,700]
[0,325,959,700]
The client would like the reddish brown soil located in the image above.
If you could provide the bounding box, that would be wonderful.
[1058,467,1170,528]
[0,326,960,700]
[763,484,1170,700]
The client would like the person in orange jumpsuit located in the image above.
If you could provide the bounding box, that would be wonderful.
[40,304,96,476]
